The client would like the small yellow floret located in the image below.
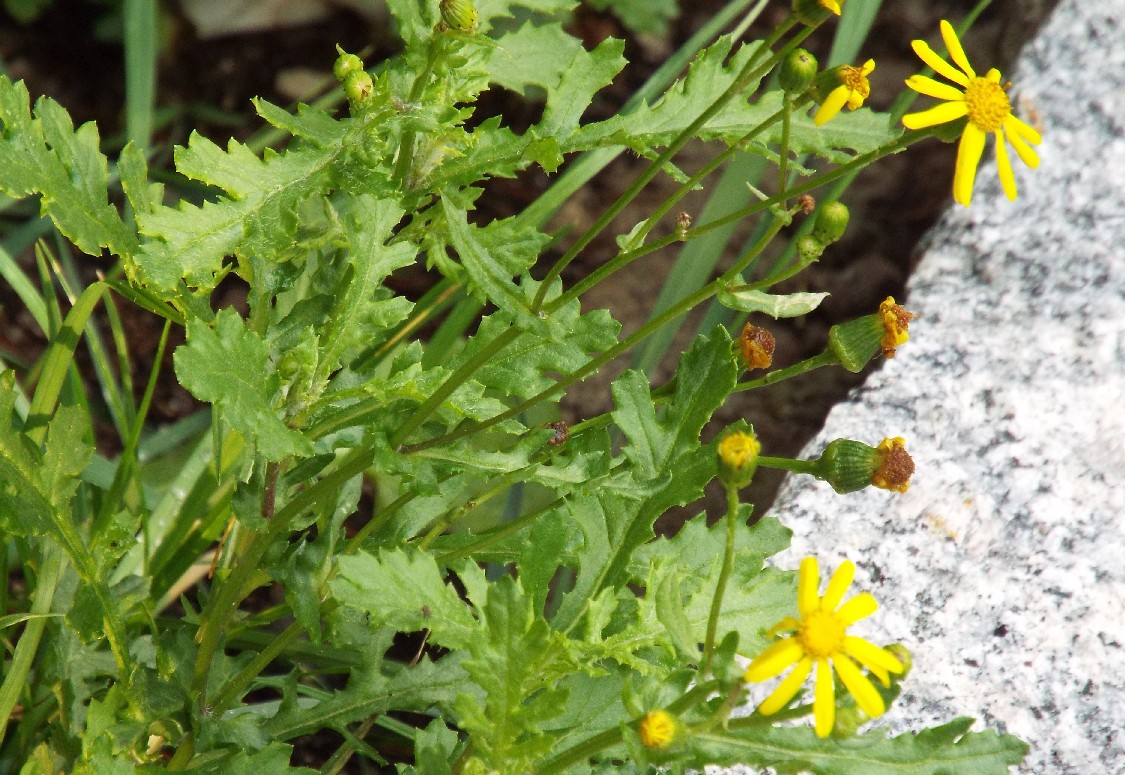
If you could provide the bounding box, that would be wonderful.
[819,0,842,14]
[878,296,914,358]
[638,709,678,749]
[815,60,875,126]
[719,431,760,471]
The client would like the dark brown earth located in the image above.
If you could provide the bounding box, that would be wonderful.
[0,0,1057,521]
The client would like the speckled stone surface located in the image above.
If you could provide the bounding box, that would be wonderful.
[714,1,1125,772]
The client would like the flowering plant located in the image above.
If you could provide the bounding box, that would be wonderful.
[0,0,1032,772]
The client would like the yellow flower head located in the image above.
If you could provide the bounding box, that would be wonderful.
[902,20,1042,206]
[717,429,760,488]
[878,296,914,358]
[744,557,905,738]
[637,709,678,749]
[871,437,914,493]
[814,60,874,126]
[820,0,842,14]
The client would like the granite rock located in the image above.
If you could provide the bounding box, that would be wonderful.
[715,1,1125,772]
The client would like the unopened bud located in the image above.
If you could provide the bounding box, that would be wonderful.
[343,70,374,108]
[796,234,825,264]
[440,0,478,31]
[812,201,850,244]
[333,46,364,82]
[885,643,913,678]
[779,48,818,94]
[676,211,692,237]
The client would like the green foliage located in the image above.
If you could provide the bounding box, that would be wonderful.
[693,717,1030,774]
[0,3,1027,774]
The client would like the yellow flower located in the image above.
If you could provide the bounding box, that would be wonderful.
[717,429,760,488]
[820,0,842,13]
[814,60,874,126]
[902,19,1042,206]
[744,557,905,737]
[637,709,678,749]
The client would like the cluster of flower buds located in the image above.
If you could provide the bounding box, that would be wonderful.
[795,199,851,265]
[333,46,374,111]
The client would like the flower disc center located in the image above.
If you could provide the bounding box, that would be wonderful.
[840,65,871,99]
[798,609,847,658]
[964,77,1010,133]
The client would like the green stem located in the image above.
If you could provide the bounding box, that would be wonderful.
[532,16,802,311]
[517,0,771,230]
[701,483,741,676]
[757,455,819,476]
[537,681,720,774]
[213,479,418,712]
[405,218,787,455]
[734,350,836,391]
[553,104,791,310]
[189,469,288,715]
[394,33,444,190]
[685,129,929,243]
[319,713,381,775]
[0,545,62,749]
[778,92,792,204]
[212,618,306,712]
[390,326,522,447]
[436,496,565,565]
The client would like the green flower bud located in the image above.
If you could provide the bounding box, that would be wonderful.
[277,352,301,379]
[333,46,364,82]
[796,234,825,264]
[812,201,850,244]
[343,70,374,108]
[812,437,914,494]
[885,643,913,679]
[779,48,818,94]
[440,0,478,31]
[717,425,760,489]
[826,312,883,372]
[832,702,868,738]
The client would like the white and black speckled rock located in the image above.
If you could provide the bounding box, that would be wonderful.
[714,1,1125,773]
